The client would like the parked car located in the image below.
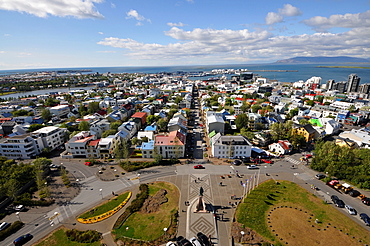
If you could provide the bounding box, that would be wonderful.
[13,233,33,245]
[360,213,370,226]
[345,205,356,215]
[315,173,326,179]
[331,195,339,202]
[334,199,345,208]
[194,165,205,169]
[189,237,203,246]
[176,236,192,246]
[0,222,10,231]
[247,165,259,169]
[84,162,92,166]
[197,232,211,246]
[362,197,370,206]
[261,159,274,164]
[14,205,24,211]
[232,160,242,166]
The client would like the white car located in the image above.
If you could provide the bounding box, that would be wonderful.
[247,165,259,169]
[189,237,202,246]
[345,205,356,215]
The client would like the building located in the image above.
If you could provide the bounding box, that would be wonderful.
[49,105,70,118]
[210,133,252,158]
[131,112,147,127]
[347,74,360,93]
[0,134,44,159]
[65,131,96,158]
[292,124,316,142]
[155,130,185,159]
[268,140,293,155]
[206,112,225,134]
[32,126,67,151]
[141,140,155,158]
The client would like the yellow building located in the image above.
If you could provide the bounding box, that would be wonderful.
[292,124,316,142]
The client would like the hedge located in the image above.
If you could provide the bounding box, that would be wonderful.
[0,221,24,241]
[119,159,180,172]
[14,199,54,207]
[113,184,149,229]
[66,229,101,243]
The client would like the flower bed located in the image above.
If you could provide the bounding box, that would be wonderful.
[77,192,132,224]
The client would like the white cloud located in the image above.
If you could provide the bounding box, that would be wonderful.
[4,34,11,37]
[167,22,186,27]
[303,10,370,32]
[0,51,5,54]
[97,50,116,53]
[265,4,302,25]
[0,0,104,19]
[278,4,302,17]
[126,9,151,25]
[97,26,370,63]
[98,32,104,35]
[17,52,32,57]
[265,12,283,25]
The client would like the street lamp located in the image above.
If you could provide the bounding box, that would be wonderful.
[163,227,168,236]
[16,212,21,222]
[240,231,245,242]
[99,189,103,199]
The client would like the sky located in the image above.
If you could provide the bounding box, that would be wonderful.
[0,0,370,70]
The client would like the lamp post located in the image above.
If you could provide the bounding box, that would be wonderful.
[163,227,168,236]
[99,189,103,199]
[240,231,245,242]
[16,212,21,222]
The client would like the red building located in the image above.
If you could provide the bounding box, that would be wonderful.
[131,112,147,126]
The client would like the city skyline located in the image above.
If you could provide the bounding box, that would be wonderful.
[0,0,370,70]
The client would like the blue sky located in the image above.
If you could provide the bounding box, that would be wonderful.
[0,0,369,70]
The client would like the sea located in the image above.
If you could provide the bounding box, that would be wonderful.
[1,63,370,85]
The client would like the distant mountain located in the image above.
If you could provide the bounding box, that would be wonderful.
[275,56,370,64]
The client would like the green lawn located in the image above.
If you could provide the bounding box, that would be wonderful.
[34,228,101,246]
[236,180,370,244]
[113,182,179,241]
[78,191,130,219]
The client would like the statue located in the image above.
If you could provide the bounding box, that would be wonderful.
[199,187,204,196]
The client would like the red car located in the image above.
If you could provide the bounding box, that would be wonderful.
[84,162,92,166]
[194,165,205,169]
[261,159,274,164]
[305,154,313,158]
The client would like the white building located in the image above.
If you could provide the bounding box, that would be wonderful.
[65,131,96,158]
[210,133,252,158]
[32,126,67,151]
[49,105,70,118]
[0,134,44,159]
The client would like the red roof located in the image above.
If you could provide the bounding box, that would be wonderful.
[88,139,100,147]
[132,112,147,118]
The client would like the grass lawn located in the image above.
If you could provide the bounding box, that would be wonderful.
[34,228,101,246]
[113,182,179,241]
[78,191,130,219]
[236,180,370,245]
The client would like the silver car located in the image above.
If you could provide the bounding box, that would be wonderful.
[345,205,356,215]
[190,237,202,246]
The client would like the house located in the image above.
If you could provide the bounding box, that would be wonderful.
[335,137,358,148]
[210,133,252,158]
[206,112,225,134]
[137,131,154,141]
[98,135,119,159]
[155,130,185,159]
[268,140,293,155]
[141,140,155,158]
[319,118,341,135]
[292,123,316,142]
[90,118,111,139]
[131,112,147,127]
[168,112,187,133]
[339,128,370,148]
[32,126,67,151]
[65,131,96,158]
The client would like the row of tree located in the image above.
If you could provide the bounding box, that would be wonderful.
[311,141,370,189]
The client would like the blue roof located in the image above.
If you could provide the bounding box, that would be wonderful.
[141,140,155,150]
[144,125,157,131]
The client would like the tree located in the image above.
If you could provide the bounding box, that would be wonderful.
[251,104,262,113]
[287,108,299,119]
[102,129,117,138]
[41,109,52,122]
[78,104,87,117]
[299,119,310,125]
[235,114,249,129]
[146,115,156,125]
[78,121,90,131]
[28,124,44,132]
[110,121,122,131]
[88,101,100,114]
[157,118,167,132]
[12,109,30,117]
[269,122,292,141]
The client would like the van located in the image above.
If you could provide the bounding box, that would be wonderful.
[0,222,10,231]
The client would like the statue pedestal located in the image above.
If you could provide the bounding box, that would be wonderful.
[194,195,208,213]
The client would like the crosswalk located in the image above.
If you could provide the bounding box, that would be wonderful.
[285,157,302,166]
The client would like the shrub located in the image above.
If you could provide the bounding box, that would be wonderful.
[0,220,24,241]
[65,229,101,243]
[14,199,54,206]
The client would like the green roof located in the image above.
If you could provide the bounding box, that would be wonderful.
[208,130,217,138]
[309,118,322,127]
